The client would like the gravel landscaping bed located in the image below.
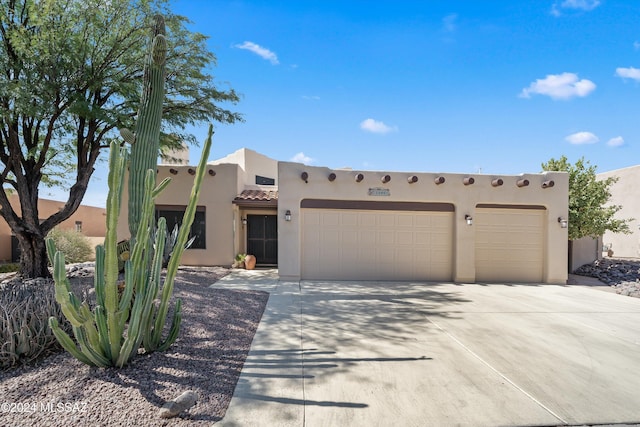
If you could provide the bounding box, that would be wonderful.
[0,265,269,426]
[573,258,640,298]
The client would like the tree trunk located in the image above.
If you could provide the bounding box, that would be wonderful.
[16,231,51,279]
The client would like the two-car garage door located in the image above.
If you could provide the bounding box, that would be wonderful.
[301,200,454,281]
[300,200,546,283]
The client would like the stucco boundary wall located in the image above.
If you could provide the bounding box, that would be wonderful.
[278,162,569,284]
[598,165,640,259]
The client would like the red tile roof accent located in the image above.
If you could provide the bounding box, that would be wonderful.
[234,190,279,202]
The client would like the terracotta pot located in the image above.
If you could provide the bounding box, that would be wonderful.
[244,254,257,270]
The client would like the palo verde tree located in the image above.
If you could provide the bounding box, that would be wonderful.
[541,156,632,240]
[0,0,241,278]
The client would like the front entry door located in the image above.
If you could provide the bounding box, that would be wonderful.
[247,215,278,265]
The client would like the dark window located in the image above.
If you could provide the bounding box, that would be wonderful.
[75,221,82,232]
[256,175,275,185]
[155,205,206,249]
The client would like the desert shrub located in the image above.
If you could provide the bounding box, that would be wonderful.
[0,263,19,273]
[46,228,94,264]
[0,279,71,370]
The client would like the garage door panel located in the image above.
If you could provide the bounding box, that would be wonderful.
[414,232,431,245]
[378,230,395,245]
[359,231,376,245]
[396,214,415,227]
[302,209,453,281]
[475,208,545,283]
[396,231,415,245]
[377,214,395,227]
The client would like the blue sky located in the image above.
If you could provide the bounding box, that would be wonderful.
[60,0,640,207]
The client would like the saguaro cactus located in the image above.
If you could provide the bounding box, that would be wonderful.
[46,12,216,367]
[127,14,167,238]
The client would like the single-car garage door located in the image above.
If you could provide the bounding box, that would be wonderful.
[301,200,454,281]
[475,205,546,283]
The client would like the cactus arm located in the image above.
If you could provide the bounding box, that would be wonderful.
[117,268,159,367]
[152,177,172,198]
[94,244,106,309]
[48,318,95,366]
[49,250,87,327]
[45,237,57,266]
[128,14,166,237]
[142,218,167,350]
[94,306,111,359]
[117,261,135,321]
[156,299,182,351]
[149,124,214,349]
[104,142,128,364]
[127,170,156,294]
[119,128,136,145]
[116,290,146,367]
[73,327,111,367]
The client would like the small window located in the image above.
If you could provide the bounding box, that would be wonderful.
[75,221,82,232]
[256,175,275,185]
[155,205,206,249]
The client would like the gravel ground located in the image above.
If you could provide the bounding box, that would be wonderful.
[0,265,269,426]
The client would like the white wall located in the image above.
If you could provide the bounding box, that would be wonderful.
[598,165,640,258]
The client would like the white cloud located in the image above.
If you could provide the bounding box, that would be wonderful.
[551,0,600,16]
[519,72,596,100]
[359,118,398,134]
[302,95,320,100]
[615,67,640,81]
[442,13,458,33]
[607,136,625,147]
[634,41,640,50]
[565,131,599,145]
[290,152,315,165]
[562,0,600,10]
[234,41,279,65]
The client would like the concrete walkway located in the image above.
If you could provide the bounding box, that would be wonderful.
[215,270,640,427]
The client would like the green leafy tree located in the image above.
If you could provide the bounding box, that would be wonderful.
[0,0,241,278]
[541,156,631,240]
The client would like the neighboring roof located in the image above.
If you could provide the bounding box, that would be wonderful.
[209,147,278,166]
[598,164,640,177]
[233,190,278,207]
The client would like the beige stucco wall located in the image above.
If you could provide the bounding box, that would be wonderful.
[117,147,280,267]
[210,148,278,190]
[0,195,106,262]
[570,236,601,271]
[117,163,241,266]
[598,165,640,259]
[278,162,569,284]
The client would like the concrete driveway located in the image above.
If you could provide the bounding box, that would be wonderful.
[217,272,640,427]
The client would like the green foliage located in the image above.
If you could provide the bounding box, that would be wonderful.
[0,0,241,278]
[0,263,20,274]
[117,239,131,272]
[160,224,196,268]
[541,156,632,240]
[46,228,93,264]
[232,253,247,268]
[0,280,71,370]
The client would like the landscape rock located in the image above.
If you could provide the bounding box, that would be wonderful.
[158,390,198,419]
[573,258,640,298]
